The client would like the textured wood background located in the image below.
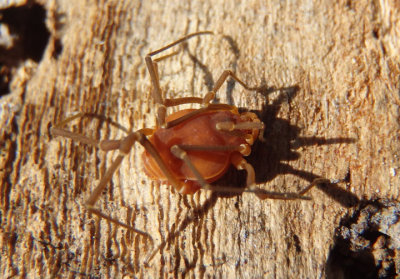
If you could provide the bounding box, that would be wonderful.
[1,0,399,278]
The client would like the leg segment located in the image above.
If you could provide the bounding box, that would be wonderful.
[51,126,100,148]
[145,31,213,126]
[230,154,312,200]
[201,70,260,107]
[170,144,311,200]
[51,112,130,149]
[216,120,264,131]
[213,70,258,93]
[232,155,345,200]
[83,132,155,239]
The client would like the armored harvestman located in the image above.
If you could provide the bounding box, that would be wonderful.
[51,31,334,250]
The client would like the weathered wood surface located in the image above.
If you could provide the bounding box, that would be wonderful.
[1,0,399,278]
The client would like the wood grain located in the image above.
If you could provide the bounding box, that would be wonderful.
[1,0,399,278]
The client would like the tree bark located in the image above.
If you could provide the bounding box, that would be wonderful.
[1,0,399,278]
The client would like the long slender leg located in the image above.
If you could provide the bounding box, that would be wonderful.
[145,33,258,127]
[163,92,215,107]
[145,31,213,126]
[52,123,129,153]
[52,127,187,241]
[231,154,345,199]
[52,113,160,238]
[163,96,204,107]
[160,70,259,108]
[200,70,260,107]
[52,112,130,133]
[178,143,250,157]
[51,112,130,148]
[84,132,154,238]
[147,31,213,58]
[229,154,308,200]
[52,123,151,238]
[213,70,258,93]
[52,126,100,148]
[51,112,101,148]
[147,69,262,132]
[83,130,189,236]
[52,112,188,228]
[144,30,254,106]
[170,145,311,200]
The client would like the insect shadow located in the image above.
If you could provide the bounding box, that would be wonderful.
[207,84,359,208]
[186,35,357,208]
[247,85,359,207]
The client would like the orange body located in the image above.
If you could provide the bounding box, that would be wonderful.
[142,108,258,194]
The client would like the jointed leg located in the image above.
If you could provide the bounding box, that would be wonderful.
[213,70,258,93]
[145,31,213,126]
[152,69,259,109]
[71,130,184,236]
[53,121,151,237]
[143,31,258,128]
[144,31,260,127]
[52,110,187,229]
[145,55,166,127]
[216,120,264,132]
[230,153,312,200]
[201,70,260,107]
[51,112,131,148]
[52,115,156,238]
[163,70,260,109]
[170,144,311,200]
[231,154,344,200]
[51,112,101,148]
[52,126,100,148]
[83,132,154,238]
[52,112,130,133]
[214,111,265,145]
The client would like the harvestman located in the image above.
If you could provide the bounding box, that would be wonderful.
[51,31,335,248]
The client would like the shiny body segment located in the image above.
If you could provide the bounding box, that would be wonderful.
[143,108,256,193]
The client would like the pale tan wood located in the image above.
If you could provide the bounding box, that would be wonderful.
[1,0,399,278]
